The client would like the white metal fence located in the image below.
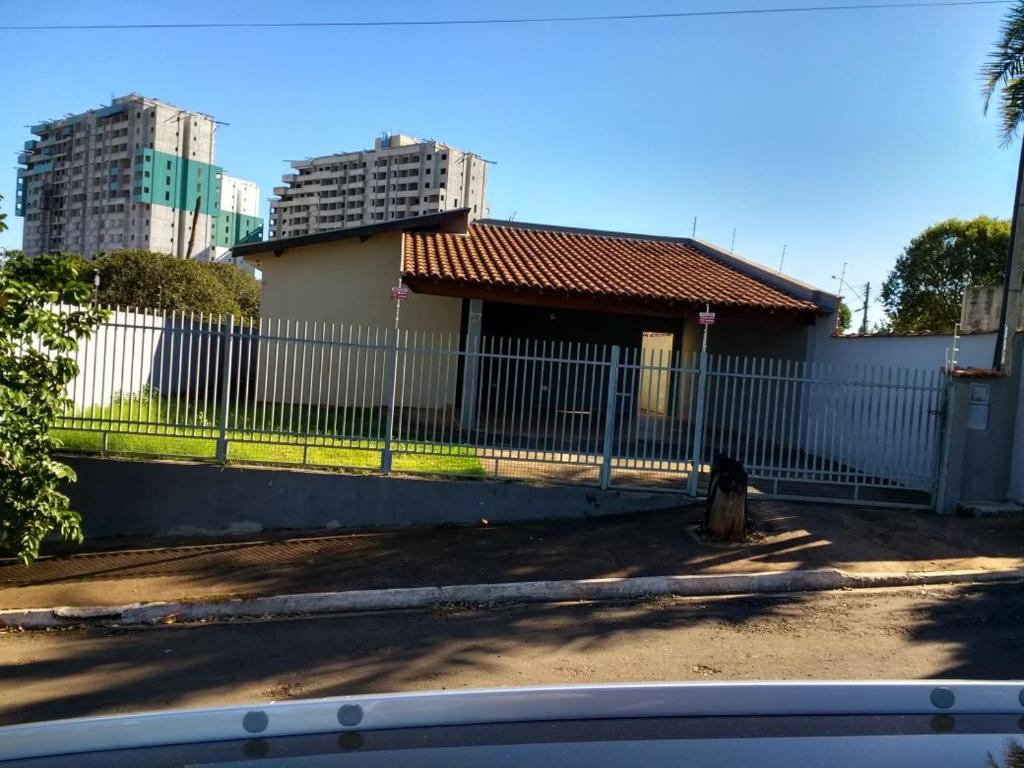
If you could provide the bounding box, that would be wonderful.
[56,308,948,507]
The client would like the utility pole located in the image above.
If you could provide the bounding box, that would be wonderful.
[860,282,871,335]
[185,194,201,260]
[993,135,1024,371]
[834,262,848,298]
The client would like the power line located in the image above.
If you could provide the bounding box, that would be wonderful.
[0,1,1009,32]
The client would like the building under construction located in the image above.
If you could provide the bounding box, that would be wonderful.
[15,93,262,260]
[270,133,488,239]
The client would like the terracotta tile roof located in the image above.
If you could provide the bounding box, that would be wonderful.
[403,222,820,313]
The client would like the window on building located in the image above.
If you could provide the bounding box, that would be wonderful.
[166,160,172,170]
[165,191,170,201]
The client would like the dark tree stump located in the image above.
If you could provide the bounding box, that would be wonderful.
[704,453,748,542]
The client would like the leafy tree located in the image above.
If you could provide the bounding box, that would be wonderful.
[0,253,106,563]
[836,301,853,334]
[880,216,1010,333]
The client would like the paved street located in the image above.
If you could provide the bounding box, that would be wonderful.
[2,581,1023,727]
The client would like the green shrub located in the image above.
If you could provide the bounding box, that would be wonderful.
[0,254,106,563]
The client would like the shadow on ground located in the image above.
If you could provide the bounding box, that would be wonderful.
[2,500,1023,609]
[0,591,811,726]
[907,582,1024,679]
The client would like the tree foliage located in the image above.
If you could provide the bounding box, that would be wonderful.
[880,216,1010,333]
[836,301,853,334]
[12,250,261,317]
[0,253,106,563]
[981,0,1024,144]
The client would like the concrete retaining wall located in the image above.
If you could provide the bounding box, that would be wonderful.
[63,456,692,538]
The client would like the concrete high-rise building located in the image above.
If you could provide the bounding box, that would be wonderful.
[270,134,488,239]
[15,93,262,259]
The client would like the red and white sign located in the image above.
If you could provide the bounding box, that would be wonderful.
[698,311,716,326]
[390,285,410,300]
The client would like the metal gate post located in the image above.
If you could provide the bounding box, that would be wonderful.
[216,315,234,464]
[687,348,709,497]
[381,327,400,475]
[933,374,956,512]
[599,346,621,489]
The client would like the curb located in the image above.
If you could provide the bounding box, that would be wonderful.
[2,567,1022,630]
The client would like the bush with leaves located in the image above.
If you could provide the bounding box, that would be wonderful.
[86,249,260,317]
[0,254,106,563]
[208,261,261,317]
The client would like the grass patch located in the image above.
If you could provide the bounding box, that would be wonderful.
[52,428,485,477]
[55,392,484,476]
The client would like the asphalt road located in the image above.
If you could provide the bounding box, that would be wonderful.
[2,582,1023,727]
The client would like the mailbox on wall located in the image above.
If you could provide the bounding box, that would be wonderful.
[967,383,990,431]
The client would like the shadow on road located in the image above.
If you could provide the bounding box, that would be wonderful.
[906,583,1024,679]
[0,592,810,726]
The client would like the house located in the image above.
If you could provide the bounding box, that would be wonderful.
[234,209,839,422]
[235,208,839,360]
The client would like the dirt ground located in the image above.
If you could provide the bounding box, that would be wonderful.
[2,500,1023,609]
[2,582,1022,726]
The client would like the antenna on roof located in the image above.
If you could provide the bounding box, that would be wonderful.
[778,244,787,273]
[730,228,737,254]
[691,217,697,238]
[509,211,517,221]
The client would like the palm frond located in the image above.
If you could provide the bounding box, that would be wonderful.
[981,1,1024,142]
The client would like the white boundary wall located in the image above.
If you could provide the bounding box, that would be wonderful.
[66,307,165,410]
[814,332,996,371]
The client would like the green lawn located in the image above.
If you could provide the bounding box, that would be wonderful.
[54,428,486,476]
[53,393,485,476]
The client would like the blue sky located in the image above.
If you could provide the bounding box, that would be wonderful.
[1,0,1018,325]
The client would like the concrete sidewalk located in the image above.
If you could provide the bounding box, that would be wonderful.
[2,500,1024,611]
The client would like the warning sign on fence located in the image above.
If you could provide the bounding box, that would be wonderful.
[698,311,716,326]
[390,285,410,300]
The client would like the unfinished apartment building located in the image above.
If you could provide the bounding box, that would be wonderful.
[16,93,261,259]
[270,134,488,239]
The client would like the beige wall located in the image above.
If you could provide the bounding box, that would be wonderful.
[250,232,462,408]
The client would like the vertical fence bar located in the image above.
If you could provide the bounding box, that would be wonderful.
[216,315,234,463]
[687,345,709,497]
[598,346,621,489]
[381,327,399,474]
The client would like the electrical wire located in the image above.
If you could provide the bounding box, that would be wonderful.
[0,0,1010,32]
